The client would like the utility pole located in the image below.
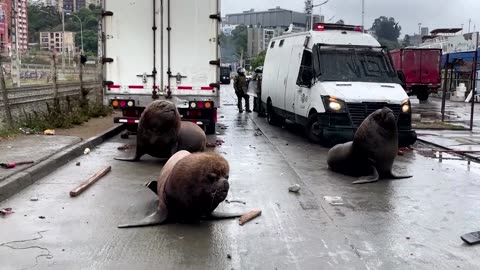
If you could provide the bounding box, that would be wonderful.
[10,0,20,87]
[361,0,365,31]
[468,18,472,33]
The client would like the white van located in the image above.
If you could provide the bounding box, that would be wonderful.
[261,23,417,147]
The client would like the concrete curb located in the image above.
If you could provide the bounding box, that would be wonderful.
[0,124,126,202]
[417,138,480,163]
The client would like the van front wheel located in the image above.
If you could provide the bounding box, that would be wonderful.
[306,113,323,144]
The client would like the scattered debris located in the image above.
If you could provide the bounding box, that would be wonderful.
[69,166,112,197]
[39,216,46,219]
[227,254,232,259]
[76,162,81,166]
[117,144,134,151]
[207,139,225,148]
[30,197,39,202]
[323,196,345,206]
[216,132,221,135]
[239,209,262,226]
[7,146,12,149]
[225,199,246,205]
[0,161,34,169]
[461,231,480,245]
[220,126,228,130]
[406,237,411,240]
[44,129,55,136]
[254,131,263,136]
[83,148,91,155]
[120,133,130,139]
[19,127,32,134]
[288,184,301,193]
[0,208,14,216]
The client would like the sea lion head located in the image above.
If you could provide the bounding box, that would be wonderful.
[138,100,181,146]
[164,152,231,218]
[369,107,397,131]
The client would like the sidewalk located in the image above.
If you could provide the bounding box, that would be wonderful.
[416,129,480,161]
[0,114,124,202]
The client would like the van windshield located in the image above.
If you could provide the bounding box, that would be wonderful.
[317,48,400,84]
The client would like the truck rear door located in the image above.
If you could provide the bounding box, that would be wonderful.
[164,0,219,99]
[402,49,421,84]
[103,0,159,97]
[420,50,442,85]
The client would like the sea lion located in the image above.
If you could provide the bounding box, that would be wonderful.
[326,107,412,184]
[118,150,245,228]
[173,121,207,153]
[115,100,181,162]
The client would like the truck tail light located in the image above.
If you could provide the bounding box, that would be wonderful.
[111,99,135,108]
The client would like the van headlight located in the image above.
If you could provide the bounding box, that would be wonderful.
[401,99,411,113]
[322,96,347,113]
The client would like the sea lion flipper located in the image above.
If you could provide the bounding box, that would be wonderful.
[388,171,413,180]
[117,209,167,228]
[208,211,245,220]
[352,166,379,184]
[145,180,158,194]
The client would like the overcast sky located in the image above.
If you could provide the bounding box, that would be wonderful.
[222,0,479,37]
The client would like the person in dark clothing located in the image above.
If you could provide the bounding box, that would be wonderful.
[233,67,251,113]
[252,66,265,116]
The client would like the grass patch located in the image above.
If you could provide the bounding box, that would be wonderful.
[413,121,466,130]
[0,99,114,138]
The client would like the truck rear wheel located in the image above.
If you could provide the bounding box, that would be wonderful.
[416,88,429,101]
[206,122,216,135]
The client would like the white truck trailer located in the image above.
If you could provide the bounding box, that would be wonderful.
[99,0,221,134]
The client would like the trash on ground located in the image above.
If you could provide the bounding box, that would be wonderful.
[323,196,345,206]
[76,162,81,166]
[117,144,134,151]
[44,129,56,135]
[0,208,14,216]
[254,131,263,136]
[30,197,39,202]
[227,254,232,259]
[461,231,480,245]
[239,209,262,226]
[69,166,112,197]
[0,161,34,169]
[39,216,46,219]
[19,127,34,135]
[288,184,301,193]
[207,140,225,148]
[84,148,91,155]
[225,199,246,205]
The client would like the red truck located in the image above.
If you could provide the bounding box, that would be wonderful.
[389,48,442,101]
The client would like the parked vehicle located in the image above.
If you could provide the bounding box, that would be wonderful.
[261,23,417,147]
[220,65,231,84]
[389,48,442,101]
[100,0,221,134]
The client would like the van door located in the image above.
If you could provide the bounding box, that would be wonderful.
[284,46,305,120]
[274,40,293,114]
[295,50,314,124]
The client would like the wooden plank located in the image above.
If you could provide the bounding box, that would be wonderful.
[239,209,262,226]
[69,166,111,197]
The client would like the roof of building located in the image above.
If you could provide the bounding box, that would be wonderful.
[430,28,462,35]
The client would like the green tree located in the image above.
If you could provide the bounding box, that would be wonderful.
[251,51,266,69]
[231,25,248,58]
[371,16,401,41]
[402,35,412,47]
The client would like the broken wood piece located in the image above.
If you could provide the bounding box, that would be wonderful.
[239,209,262,226]
[69,166,111,197]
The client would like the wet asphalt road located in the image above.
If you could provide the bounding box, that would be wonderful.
[1,84,480,269]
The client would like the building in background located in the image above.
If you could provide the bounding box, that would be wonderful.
[39,31,75,52]
[85,0,100,6]
[226,7,319,32]
[0,0,29,55]
[61,0,86,12]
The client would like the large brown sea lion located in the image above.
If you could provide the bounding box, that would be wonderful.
[118,150,245,228]
[115,101,207,162]
[326,107,412,184]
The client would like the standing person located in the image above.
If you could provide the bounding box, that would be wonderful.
[252,66,265,116]
[233,67,251,113]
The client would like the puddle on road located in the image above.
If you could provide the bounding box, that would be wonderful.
[415,146,480,174]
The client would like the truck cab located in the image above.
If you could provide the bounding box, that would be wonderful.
[261,23,417,147]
